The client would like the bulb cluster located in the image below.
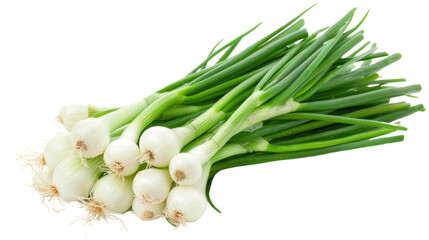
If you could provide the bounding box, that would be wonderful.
[20,6,424,229]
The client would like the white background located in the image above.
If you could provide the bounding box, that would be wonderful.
[1,0,428,239]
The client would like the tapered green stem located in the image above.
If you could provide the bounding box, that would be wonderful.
[183,29,308,95]
[336,52,388,65]
[274,104,424,145]
[307,74,380,101]
[267,25,351,104]
[157,104,212,121]
[319,54,402,92]
[120,91,185,142]
[275,112,406,131]
[229,119,309,143]
[100,94,159,132]
[298,85,421,112]
[172,64,273,147]
[295,40,376,102]
[209,135,404,176]
[261,19,306,48]
[266,102,409,140]
[254,128,396,153]
[188,23,260,74]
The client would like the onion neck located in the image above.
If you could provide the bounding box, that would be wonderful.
[209,143,251,164]
[172,108,226,148]
[87,155,105,177]
[239,98,300,133]
[120,91,186,143]
[194,162,212,192]
[100,93,160,132]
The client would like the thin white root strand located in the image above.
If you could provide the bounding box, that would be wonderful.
[140,194,154,205]
[73,142,89,167]
[98,165,125,185]
[56,115,63,124]
[77,197,127,230]
[163,208,187,227]
[31,183,63,213]
[16,148,46,173]
[140,149,155,165]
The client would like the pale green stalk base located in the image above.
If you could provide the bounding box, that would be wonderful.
[121,91,185,142]
[238,98,300,134]
[100,94,159,132]
[172,109,226,148]
[210,144,251,163]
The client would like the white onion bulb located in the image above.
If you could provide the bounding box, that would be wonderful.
[71,118,110,158]
[165,185,207,224]
[133,168,172,204]
[104,139,141,176]
[52,152,102,201]
[89,174,134,214]
[139,126,181,167]
[132,198,165,221]
[169,153,202,186]
[59,104,89,131]
[43,133,72,169]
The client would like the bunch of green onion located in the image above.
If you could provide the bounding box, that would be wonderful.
[23,6,424,227]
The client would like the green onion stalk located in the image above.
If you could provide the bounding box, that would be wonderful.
[66,17,283,160]
[138,64,272,169]
[164,102,424,224]
[170,77,420,186]
[127,6,325,207]
[61,17,262,133]
[132,72,267,204]
[168,8,404,186]
[136,13,361,171]
[230,102,410,143]
[164,132,406,225]
[100,11,310,177]
[59,90,215,131]
[27,5,425,226]
[205,136,405,213]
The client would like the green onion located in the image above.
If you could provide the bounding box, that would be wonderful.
[103,12,309,176]
[81,173,134,222]
[23,6,425,227]
[50,153,104,201]
[206,135,405,212]
[168,9,373,186]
